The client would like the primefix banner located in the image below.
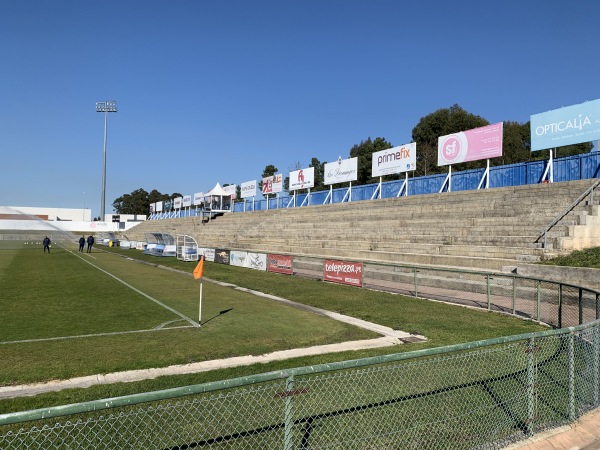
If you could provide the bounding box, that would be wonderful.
[289,167,315,191]
[372,143,416,177]
[262,174,283,194]
[241,180,257,198]
[323,259,363,287]
[438,122,503,166]
[531,98,600,151]
[324,157,358,185]
[267,254,293,275]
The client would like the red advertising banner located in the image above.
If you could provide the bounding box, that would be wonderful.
[267,254,293,275]
[324,259,363,287]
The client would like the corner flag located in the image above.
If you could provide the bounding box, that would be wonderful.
[193,256,205,279]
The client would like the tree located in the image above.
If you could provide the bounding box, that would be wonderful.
[310,157,325,191]
[112,188,149,215]
[349,137,394,185]
[411,104,488,176]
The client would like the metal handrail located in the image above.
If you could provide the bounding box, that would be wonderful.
[538,178,600,248]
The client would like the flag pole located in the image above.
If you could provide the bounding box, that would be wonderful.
[199,282,203,326]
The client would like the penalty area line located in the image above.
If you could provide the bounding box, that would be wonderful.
[70,250,199,327]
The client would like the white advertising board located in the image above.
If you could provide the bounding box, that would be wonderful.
[182,195,192,207]
[193,192,204,206]
[223,184,237,199]
[241,180,257,198]
[230,251,248,267]
[155,201,163,212]
[324,157,358,185]
[245,252,267,271]
[262,174,283,194]
[174,197,182,209]
[289,167,315,190]
[372,143,416,177]
[198,247,215,262]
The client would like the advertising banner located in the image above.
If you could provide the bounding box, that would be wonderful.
[149,203,155,213]
[193,192,204,206]
[164,199,172,211]
[198,247,215,262]
[289,167,315,190]
[372,143,416,177]
[214,249,230,265]
[267,254,293,274]
[324,157,358,185]
[182,195,192,207]
[230,251,248,267]
[437,122,503,166]
[173,197,182,209]
[245,252,267,271]
[262,174,283,194]
[531,98,600,151]
[156,200,164,212]
[323,259,363,287]
[241,180,257,198]
[223,184,237,200]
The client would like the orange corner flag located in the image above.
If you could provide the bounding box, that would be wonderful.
[193,256,205,279]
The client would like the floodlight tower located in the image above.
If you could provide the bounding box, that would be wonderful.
[96,100,117,221]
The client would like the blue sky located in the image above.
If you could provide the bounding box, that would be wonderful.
[1,0,599,218]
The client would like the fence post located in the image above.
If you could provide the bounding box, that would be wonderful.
[486,274,491,311]
[512,277,516,315]
[537,281,541,322]
[413,268,418,298]
[579,288,583,325]
[526,337,536,436]
[283,375,295,450]
[558,284,563,329]
[568,333,575,421]
[594,325,599,406]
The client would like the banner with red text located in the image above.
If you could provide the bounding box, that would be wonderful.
[267,254,293,274]
[324,259,363,287]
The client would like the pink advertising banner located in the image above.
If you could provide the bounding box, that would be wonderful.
[323,259,363,287]
[437,122,503,166]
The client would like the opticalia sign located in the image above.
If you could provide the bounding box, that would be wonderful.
[438,122,503,166]
[241,180,257,198]
[372,143,416,177]
[324,157,358,185]
[323,259,363,287]
[289,167,315,190]
[530,98,600,151]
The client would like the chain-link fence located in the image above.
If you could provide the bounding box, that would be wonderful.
[1,269,599,449]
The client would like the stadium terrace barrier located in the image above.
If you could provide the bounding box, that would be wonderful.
[149,152,600,219]
[1,265,600,449]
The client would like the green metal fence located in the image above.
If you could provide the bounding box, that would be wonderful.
[1,269,600,449]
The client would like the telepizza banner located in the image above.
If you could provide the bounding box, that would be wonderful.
[323,259,363,287]
[289,167,315,190]
[437,122,503,166]
[267,254,293,275]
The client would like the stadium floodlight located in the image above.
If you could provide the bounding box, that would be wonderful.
[96,100,118,221]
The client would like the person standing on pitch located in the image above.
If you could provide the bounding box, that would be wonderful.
[43,236,51,253]
[78,236,85,252]
[86,235,95,253]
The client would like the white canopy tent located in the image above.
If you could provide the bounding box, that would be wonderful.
[206,183,232,211]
